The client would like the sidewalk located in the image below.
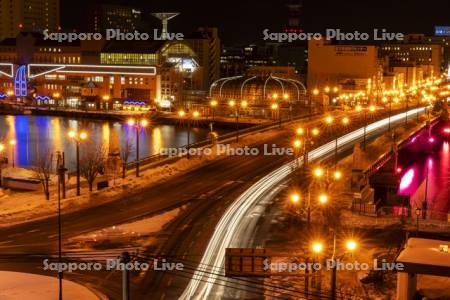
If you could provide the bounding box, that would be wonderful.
[0,271,102,300]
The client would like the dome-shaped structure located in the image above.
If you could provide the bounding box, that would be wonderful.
[209,74,307,107]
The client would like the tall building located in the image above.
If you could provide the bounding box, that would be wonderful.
[89,4,142,33]
[285,0,303,32]
[0,0,60,40]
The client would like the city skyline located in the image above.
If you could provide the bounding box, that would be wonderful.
[60,0,449,45]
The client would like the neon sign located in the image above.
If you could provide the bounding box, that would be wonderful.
[14,65,27,97]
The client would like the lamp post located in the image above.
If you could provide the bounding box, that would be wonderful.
[127,118,148,177]
[9,139,16,168]
[178,110,200,158]
[296,127,319,171]
[57,164,67,300]
[0,143,4,187]
[415,208,421,234]
[103,95,110,111]
[210,100,218,130]
[229,100,247,142]
[283,93,292,120]
[271,103,281,128]
[68,130,88,196]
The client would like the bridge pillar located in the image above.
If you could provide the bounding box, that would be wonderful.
[396,272,417,300]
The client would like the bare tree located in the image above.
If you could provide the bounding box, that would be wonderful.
[80,144,106,192]
[120,138,133,179]
[32,150,54,200]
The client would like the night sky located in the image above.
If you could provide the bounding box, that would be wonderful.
[61,0,450,45]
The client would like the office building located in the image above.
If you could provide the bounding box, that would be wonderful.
[0,0,60,40]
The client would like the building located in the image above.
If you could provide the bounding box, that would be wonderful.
[88,4,142,33]
[307,39,381,91]
[0,0,60,40]
[0,33,158,110]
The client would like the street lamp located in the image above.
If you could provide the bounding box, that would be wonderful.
[210,100,218,126]
[68,130,88,196]
[311,241,323,254]
[8,139,16,168]
[0,143,4,187]
[415,208,421,234]
[271,103,281,128]
[127,118,148,176]
[291,193,300,204]
[318,193,328,204]
[229,100,245,142]
[293,139,302,168]
[179,110,200,158]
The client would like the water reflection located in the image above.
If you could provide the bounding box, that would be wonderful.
[0,115,217,170]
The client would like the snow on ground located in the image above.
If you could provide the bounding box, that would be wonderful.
[0,271,101,300]
[68,207,181,243]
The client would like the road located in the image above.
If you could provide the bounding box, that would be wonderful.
[178,108,425,300]
[0,107,424,299]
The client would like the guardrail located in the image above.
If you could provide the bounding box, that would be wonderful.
[363,116,440,177]
[124,110,322,171]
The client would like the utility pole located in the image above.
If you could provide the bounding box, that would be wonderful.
[121,252,130,300]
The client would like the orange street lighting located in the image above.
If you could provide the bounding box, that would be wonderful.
[369,105,376,112]
[241,100,248,108]
[333,170,342,180]
[312,242,323,254]
[324,86,330,93]
[68,130,88,195]
[313,167,324,178]
[342,117,349,125]
[333,86,339,93]
[312,128,319,136]
[140,119,149,127]
[272,93,279,100]
[127,118,136,126]
[0,143,4,152]
[293,139,302,148]
[228,100,236,107]
[355,105,362,112]
[178,110,186,117]
[325,116,334,124]
[318,194,328,204]
[271,103,279,110]
[283,93,289,100]
[296,127,304,135]
[193,111,200,118]
[291,193,300,203]
[53,92,61,98]
[9,139,16,146]
[6,90,14,96]
[210,100,218,107]
[313,89,319,96]
[102,95,110,101]
[346,239,358,251]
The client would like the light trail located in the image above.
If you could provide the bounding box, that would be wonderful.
[180,108,425,299]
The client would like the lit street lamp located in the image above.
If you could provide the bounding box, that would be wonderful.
[68,130,88,195]
[127,118,148,177]
[229,100,246,142]
[210,100,218,128]
[178,110,200,158]
[271,103,281,128]
[9,139,16,168]
[0,143,4,187]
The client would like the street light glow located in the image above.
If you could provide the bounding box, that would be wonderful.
[333,170,342,180]
[296,127,304,135]
[140,119,149,127]
[178,110,186,117]
[290,193,300,203]
[312,128,319,136]
[228,100,235,107]
[313,167,323,178]
[342,117,350,125]
[312,242,323,254]
[127,118,136,126]
[0,143,4,152]
[79,131,88,140]
[241,100,248,108]
[346,239,358,251]
[271,103,278,110]
[318,194,328,204]
[193,111,200,118]
[293,139,302,148]
[210,100,218,107]
[325,116,334,124]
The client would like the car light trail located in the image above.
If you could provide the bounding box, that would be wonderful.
[180,107,425,300]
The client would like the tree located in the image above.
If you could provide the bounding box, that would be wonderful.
[120,138,133,179]
[32,150,54,200]
[80,144,106,192]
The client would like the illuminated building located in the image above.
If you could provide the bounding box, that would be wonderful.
[209,70,308,116]
[307,39,382,90]
[89,4,142,33]
[0,0,59,40]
